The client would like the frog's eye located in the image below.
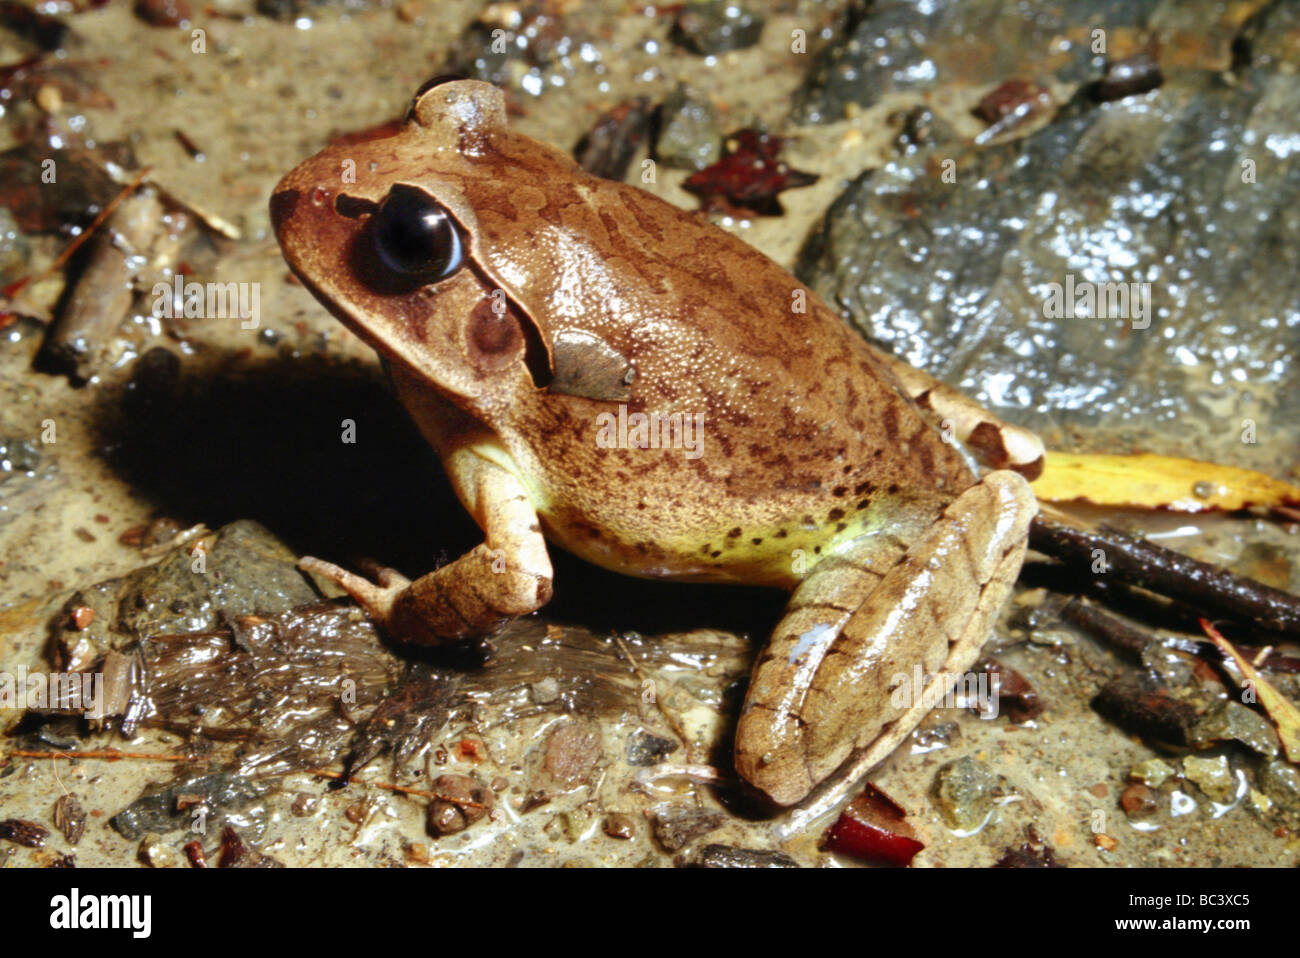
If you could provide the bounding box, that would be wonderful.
[370,185,464,283]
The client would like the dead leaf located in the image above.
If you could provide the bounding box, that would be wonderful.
[1031,452,1300,512]
[1202,619,1300,764]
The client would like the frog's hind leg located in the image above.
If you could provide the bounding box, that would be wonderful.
[734,470,1036,806]
[871,348,1045,480]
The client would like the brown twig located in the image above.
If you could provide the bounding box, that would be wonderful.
[612,631,692,758]
[1030,514,1300,634]
[1058,596,1153,660]
[307,768,488,809]
[3,164,153,301]
[6,748,204,762]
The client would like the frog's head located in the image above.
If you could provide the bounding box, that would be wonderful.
[270,78,556,417]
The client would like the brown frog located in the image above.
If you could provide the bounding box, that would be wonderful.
[270,78,1044,806]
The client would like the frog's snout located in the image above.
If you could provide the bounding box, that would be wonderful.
[268,187,300,237]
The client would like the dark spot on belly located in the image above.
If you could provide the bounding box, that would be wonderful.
[727,527,742,538]
[828,508,845,521]
[775,529,788,538]
[801,515,815,526]
[751,538,763,546]
[832,486,847,497]
[813,546,822,554]
[854,481,875,495]
[700,543,711,555]
[710,550,722,558]
[835,522,847,532]
[857,499,871,510]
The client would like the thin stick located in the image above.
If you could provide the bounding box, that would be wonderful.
[611,631,692,757]
[6,748,201,762]
[307,768,487,809]
[1030,514,1300,634]
[2,164,153,299]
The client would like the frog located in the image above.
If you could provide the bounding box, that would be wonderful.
[270,78,1045,807]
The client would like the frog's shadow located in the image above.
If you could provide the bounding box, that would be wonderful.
[104,353,784,641]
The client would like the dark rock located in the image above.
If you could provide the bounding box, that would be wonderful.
[651,805,723,851]
[671,2,764,56]
[689,844,799,867]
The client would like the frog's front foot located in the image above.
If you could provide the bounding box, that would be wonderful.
[300,556,412,624]
[300,452,554,647]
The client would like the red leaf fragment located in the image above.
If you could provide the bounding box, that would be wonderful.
[682,129,817,216]
[822,785,924,866]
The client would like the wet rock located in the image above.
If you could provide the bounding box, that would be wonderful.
[0,436,41,476]
[52,794,85,845]
[891,105,956,155]
[793,0,1152,123]
[545,808,593,844]
[651,805,724,852]
[1182,755,1236,803]
[440,2,591,95]
[574,96,654,181]
[0,208,30,285]
[670,2,764,56]
[1189,701,1279,757]
[689,844,799,868]
[602,812,636,840]
[427,774,495,837]
[135,0,190,27]
[799,72,1300,458]
[931,756,999,830]
[530,677,560,704]
[255,0,337,22]
[0,819,48,848]
[110,771,271,840]
[541,718,603,788]
[993,841,1063,867]
[1128,758,1175,789]
[290,793,318,817]
[52,519,320,665]
[654,85,721,171]
[1090,52,1163,101]
[137,833,178,867]
[1120,784,1159,819]
[1256,759,1300,818]
[625,729,678,766]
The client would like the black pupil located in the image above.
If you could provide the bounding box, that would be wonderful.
[371,185,463,281]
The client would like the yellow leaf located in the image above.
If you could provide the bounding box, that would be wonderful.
[1203,620,1300,764]
[1031,452,1300,512]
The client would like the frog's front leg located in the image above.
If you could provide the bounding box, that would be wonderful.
[300,451,553,646]
[871,348,1045,480]
[735,470,1036,806]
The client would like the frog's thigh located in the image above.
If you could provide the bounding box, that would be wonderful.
[303,453,553,646]
[735,470,1036,806]
[872,349,1044,480]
